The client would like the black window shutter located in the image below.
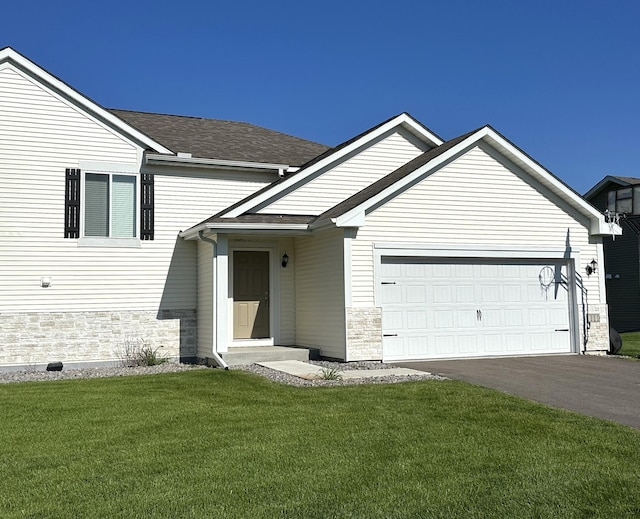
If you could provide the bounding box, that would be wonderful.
[65,168,80,238]
[140,173,154,240]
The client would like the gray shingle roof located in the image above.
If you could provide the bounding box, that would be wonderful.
[610,176,640,185]
[108,109,330,167]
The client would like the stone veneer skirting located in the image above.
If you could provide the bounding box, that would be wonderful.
[0,309,197,369]
[581,303,610,355]
[346,307,383,361]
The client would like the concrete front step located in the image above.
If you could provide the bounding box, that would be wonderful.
[217,346,319,366]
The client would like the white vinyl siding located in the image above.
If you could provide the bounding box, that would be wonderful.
[277,237,296,345]
[258,128,429,215]
[0,62,278,314]
[351,144,601,307]
[295,228,346,358]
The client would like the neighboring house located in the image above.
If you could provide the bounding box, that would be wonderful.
[585,176,640,331]
[0,47,621,370]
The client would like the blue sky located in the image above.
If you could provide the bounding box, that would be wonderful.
[3,0,638,194]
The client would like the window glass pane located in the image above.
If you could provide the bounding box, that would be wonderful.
[85,173,109,236]
[617,198,632,213]
[112,175,136,237]
[634,188,640,215]
[617,188,632,199]
[607,191,616,212]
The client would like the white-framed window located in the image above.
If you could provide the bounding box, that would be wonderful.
[84,172,138,238]
[607,187,640,215]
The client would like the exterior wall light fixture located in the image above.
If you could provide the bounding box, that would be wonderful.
[586,258,597,276]
[281,252,289,268]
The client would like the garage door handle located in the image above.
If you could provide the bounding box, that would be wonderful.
[381,282,396,285]
[555,329,569,332]
[383,334,398,337]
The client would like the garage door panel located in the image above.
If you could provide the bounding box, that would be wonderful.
[435,336,456,354]
[381,258,572,360]
[434,310,454,328]
[382,309,404,331]
[406,285,426,303]
[503,309,524,327]
[483,334,504,352]
[504,285,524,302]
[457,310,477,328]
[381,285,402,304]
[458,335,479,354]
[407,311,427,329]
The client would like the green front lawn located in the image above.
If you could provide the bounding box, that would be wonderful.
[619,332,640,358]
[1,370,639,518]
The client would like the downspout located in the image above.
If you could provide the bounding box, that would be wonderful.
[198,230,229,370]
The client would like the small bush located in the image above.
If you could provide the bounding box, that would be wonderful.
[319,366,343,380]
[117,338,167,367]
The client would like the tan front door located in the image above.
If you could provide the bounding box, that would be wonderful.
[233,251,270,339]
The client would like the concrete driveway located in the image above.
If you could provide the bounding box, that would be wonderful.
[397,355,640,429]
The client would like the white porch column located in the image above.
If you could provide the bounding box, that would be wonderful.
[215,235,230,353]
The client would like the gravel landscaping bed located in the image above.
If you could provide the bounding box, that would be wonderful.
[236,360,445,386]
[0,360,444,386]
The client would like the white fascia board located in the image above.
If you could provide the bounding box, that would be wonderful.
[180,222,310,240]
[223,113,444,218]
[145,153,289,172]
[0,48,173,155]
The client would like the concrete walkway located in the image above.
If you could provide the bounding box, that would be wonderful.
[397,355,640,430]
[257,360,426,381]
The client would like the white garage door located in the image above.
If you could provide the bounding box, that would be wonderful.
[381,258,573,361]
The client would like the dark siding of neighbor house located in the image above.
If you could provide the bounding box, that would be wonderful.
[589,188,640,331]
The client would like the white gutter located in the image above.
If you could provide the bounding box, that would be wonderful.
[145,153,289,175]
[197,230,229,370]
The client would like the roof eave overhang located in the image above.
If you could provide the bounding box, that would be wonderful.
[180,222,311,240]
[0,48,173,155]
[145,153,290,173]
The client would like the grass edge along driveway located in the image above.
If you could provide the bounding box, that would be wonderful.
[1,369,638,518]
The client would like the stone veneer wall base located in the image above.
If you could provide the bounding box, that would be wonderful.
[0,309,196,369]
